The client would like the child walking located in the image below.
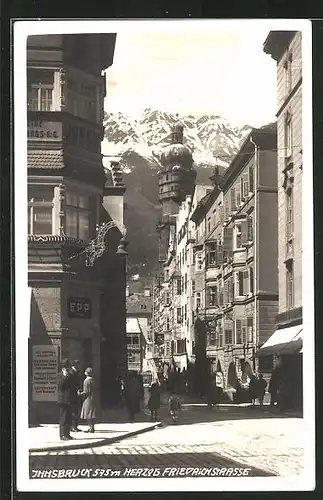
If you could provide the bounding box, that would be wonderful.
[168,391,181,424]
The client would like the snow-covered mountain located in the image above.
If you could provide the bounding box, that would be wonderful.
[102,108,252,169]
[101,108,252,277]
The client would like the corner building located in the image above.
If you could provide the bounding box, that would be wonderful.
[260,31,303,410]
[27,34,128,421]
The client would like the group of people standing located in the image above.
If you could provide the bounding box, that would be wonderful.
[58,359,96,440]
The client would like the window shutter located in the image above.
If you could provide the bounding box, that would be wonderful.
[238,271,244,296]
[216,244,223,266]
[241,219,248,245]
[223,227,233,255]
[229,276,234,302]
[219,286,224,306]
[247,216,253,241]
[214,285,218,306]
[224,280,228,305]
[230,187,236,211]
[242,317,248,343]
[243,270,249,295]
[247,317,253,342]
[249,267,254,294]
[249,166,254,193]
[240,177,244,201]
[236,190,241,207]
[235,319,242,344]
[243,174,249,198]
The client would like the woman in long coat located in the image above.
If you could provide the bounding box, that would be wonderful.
[79,367,96,433]
[148,382,161,421]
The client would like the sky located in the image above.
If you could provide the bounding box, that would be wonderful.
[105,26,277,128]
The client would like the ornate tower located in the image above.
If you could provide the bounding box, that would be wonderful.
[157,116,196,262]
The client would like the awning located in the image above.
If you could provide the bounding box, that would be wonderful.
[256,324,303,357]
[173,354,188,370]
[126,317,141,334]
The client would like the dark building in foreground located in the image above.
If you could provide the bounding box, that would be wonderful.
[27,34,128,422]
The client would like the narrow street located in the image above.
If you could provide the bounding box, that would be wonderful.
[29,395,304,478]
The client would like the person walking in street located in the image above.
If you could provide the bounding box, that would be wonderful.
[123,371,141,422]
[79,367,96,433]
[58,358,73,441]
[69,359,81,432]
[269,365,281,407]
[148,382,161,421]
[256,373,267,407]
[168,390,181,424]
[249,374,258,406]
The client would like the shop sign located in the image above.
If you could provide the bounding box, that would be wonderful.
[27,121,62,141]
[32,345,59,402]
[67,297,92,319]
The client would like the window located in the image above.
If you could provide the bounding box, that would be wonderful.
[206,242,217,266]
[176,339,186,354]
[184,304,187,322]
[165,269,169,281]
[224,329,233,345]
[184,273,187,294]
[235,223,242,249]
[286,260,294,309]
[65,191,92,240]
[176,308,181,324]
[236,189,241,207]
[176,278,181,295]
[235,271,244,297]
[223,227,233,261]
[284,111,292,158]
[67,79,97,122]
[207,217,211,233]
[195,292,202,310]
[207,286,218,307]
[165,292,170,305]
[127,351,141,367]
[243,270,249,295]
[192,280,196,294]
[229,276,234,302]
[28,186,54,235]
[286,186,293,239]
[27,69,55,111]
[284,53,293,95]
[127,334,140,346]
[249,166,254,193]
[224,199,229,220]
[235,319,243,344]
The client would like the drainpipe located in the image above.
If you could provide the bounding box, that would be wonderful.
[250,135,258,373]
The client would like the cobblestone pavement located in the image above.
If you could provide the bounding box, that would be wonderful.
[29,404,306,478]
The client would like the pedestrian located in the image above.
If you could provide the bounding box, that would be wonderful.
[256,373,267,407]
[123,371,141,422]
[57,358,73,441]
[168,390,181,424]
[206,377,217,410]
[148,382,161,421]
[269,365,281,407]
[79,367,96,433]
[249,374,257,406]
[69,359,81,432]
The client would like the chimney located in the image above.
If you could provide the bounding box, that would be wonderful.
[144,288,151,297]
[126,285,130,297]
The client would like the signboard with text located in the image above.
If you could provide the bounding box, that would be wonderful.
[32,345,59,402]
[27,121,62,141]
[67,297,92,319]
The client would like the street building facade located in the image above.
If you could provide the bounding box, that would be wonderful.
[27,34,128,422]
[191,125,279,396]
[260,31,303,409]
[126,286,154,375]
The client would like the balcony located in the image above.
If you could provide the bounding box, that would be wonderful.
[233,249,246,266]
[206,266,219,281]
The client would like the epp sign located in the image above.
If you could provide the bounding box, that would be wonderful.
[67,297,92,319]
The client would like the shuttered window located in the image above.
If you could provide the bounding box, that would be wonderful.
[247,216,253,241]
[223,227,233,261]
[229,277,234,302]
[235,271,244,297]
[249,267,254,294]
[224,329,233,345]
[243,270,249,295]
[247,317,253,342]
[249,166,254,193]
[231,187,236,211]
[235,319,243,344]
[218,327,224,347]
[176,308,181,324]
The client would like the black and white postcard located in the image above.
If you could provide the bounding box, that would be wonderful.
[14,19,315,492]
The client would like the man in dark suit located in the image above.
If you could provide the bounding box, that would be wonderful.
[69,359,81,432]
[58,358,73,440]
